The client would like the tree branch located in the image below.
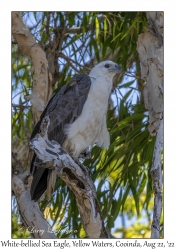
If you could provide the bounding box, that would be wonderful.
[12,11,55,239]
[12,11,52,124]
[137,11,163,238]
[12,171,57,239]
[12,102,31,110]
[58,52,91,73]
[30,115,112,238]
[150,119,163,238]
[58,52,81,73]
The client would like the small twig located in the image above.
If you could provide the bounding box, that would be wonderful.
[58,53,81,73]
[124,72,143,81]
[58,52,91,73]
[12,103,31,110]
[12,90,25,100]
[46,12,51,43]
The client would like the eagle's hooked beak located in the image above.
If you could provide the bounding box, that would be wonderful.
[109,64,122,73]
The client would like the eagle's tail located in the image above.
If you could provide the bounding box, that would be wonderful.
[30,154,49,201]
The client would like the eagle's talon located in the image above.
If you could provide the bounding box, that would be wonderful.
[79,148,91,159]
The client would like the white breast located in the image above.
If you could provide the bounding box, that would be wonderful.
[62,76,113,159]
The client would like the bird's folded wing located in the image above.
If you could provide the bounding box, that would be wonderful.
[30,73,91,201]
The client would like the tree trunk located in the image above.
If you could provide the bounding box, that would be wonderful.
[12,12,55,238]
[137,11,163,238]
[12,11,52,124]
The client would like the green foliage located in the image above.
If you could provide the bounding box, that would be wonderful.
[12,11,162,238]
[12,213,30,238]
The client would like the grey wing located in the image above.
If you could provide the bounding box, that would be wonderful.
[30,74,91,201]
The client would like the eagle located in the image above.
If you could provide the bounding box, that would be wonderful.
[30,60,122,201]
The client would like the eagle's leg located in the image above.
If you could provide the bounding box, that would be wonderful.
[79,147,91,160]
[73,157,92,177]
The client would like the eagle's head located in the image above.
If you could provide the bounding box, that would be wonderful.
[89,60,122,79]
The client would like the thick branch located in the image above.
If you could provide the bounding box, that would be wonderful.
[137,11,163,239]
[30,116,111,238]
[12,11,52,124]
[150,120,163,238]
[12,172,57,239]
[12,11,55,239]
[137,12,163,136]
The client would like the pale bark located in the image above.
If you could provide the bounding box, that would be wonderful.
[150,119,163,238]
[137,11,163,238]
[137,12,163,136]
[12,135,32,175]
[12,11,52,124]
[30,116,112,238]
[12,172,57,239]
[12,12,54,238]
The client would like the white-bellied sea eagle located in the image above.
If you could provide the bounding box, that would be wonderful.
[30,60,122,201]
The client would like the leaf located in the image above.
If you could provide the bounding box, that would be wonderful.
[104,16,107,40]
[118,80,135,88]
[90,37,100,62]
[62,34,82,50]
[95,17,100,40]
[68,13,75,26]
[137,172,147,196]
[82,12,88,34]
[111,189,123,219]
[111,32,122,42]
[129,181,140,216]
[122,185,130,212]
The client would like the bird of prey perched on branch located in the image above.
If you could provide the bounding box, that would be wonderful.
[30,60,122,201]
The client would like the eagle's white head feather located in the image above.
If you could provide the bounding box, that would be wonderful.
[89,60,122,79]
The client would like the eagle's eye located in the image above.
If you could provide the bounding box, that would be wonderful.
[104,64,110,68]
